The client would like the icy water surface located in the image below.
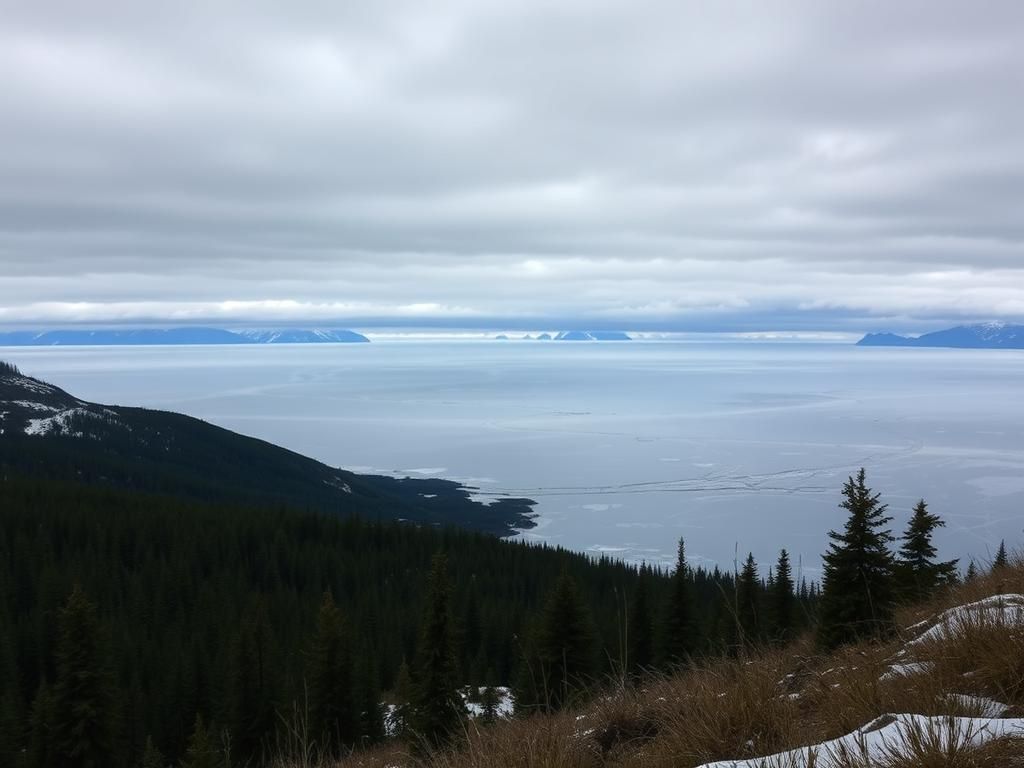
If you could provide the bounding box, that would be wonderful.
[5,340,1023,577]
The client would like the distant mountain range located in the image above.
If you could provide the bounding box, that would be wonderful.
[0,361,535,536]
[499,331,630,341]
[858,323,1024,350]
[555,330,631,341]
[0,327,369,346]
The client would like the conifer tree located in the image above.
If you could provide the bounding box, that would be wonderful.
[478,686,501,725]
[772,549,795,644]
[390,660,413,738]
[461,587,483,679]
[993,540,1008,569]
[140,735,164,768]
[735,553,761,650]
[307,591,356,752]
[28,682,55,768]
[535,571,597,711]
[965,561,978,582]
[180,714,218,768]
[818,469,896,649]
[662,538,695,664]
[897,499,957,601]
[0,691,19,768]
[0,628,20,767]
[627,571,654,675]
[227,601,274,763]
[411,553,464,750]
[51,586,118,768]
[355,655,385,747]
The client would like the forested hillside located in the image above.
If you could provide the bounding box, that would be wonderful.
[0,362,535,536]
[0,475,814,767]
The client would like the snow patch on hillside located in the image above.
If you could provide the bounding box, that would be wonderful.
[698,714,1024,768]
[6,376,58,396]
[9,400,59,412]
[877,593,1024,682]
[907,593,1024,647]
[24,407,120,437]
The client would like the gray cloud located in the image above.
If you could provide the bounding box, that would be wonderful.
[1,0,1022,331]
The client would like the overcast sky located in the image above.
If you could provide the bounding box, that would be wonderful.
[1,0,1022,332]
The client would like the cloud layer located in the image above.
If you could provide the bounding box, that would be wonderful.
[2,0,1022,331]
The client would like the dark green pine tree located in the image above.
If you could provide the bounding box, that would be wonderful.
[51,586,119,768]
[28,682,56,768]
[535,571,597,711]
[772,549,795,644]
[355,654,385,747]
[227,601,275,763]
[461,586,483,681]
[307,591,356,753]
[140,735,164,768]
[817,469,897,650]
[662,538,696,665]
[477,686,501,725]
[390,660,413,738]
[411,553,464,751]
[735,553,761,651]
[0,625,20,767]
[180,714,218,768]
[627,571,654,676]
[0,691,19,768]
[993,540,1008,570]
[897,499,958,601]
[965,561,978,582]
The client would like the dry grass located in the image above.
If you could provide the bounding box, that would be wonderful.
[283,561,1024,768]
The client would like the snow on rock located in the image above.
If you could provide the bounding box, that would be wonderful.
[697,714,1024,768]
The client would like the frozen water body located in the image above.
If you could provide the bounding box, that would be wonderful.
[5,340,1023,572]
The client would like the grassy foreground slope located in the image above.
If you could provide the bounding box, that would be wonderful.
[321,560,1024,768]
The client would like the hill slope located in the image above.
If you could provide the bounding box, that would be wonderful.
[0,362,535,535]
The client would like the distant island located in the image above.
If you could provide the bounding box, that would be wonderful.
[858,322,1024,350]
[0,327,370,346]
[493,331,630,341]
[554,330,631,341]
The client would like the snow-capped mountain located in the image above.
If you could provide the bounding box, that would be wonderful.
[858,322,1024,349]
[554,330,631,341]
[236,328,369,343]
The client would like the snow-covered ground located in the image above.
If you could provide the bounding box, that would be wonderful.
[24,406,120,437]
[704,594,1024,767]
[906,593,1024,647]
[697,714,1024,768]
